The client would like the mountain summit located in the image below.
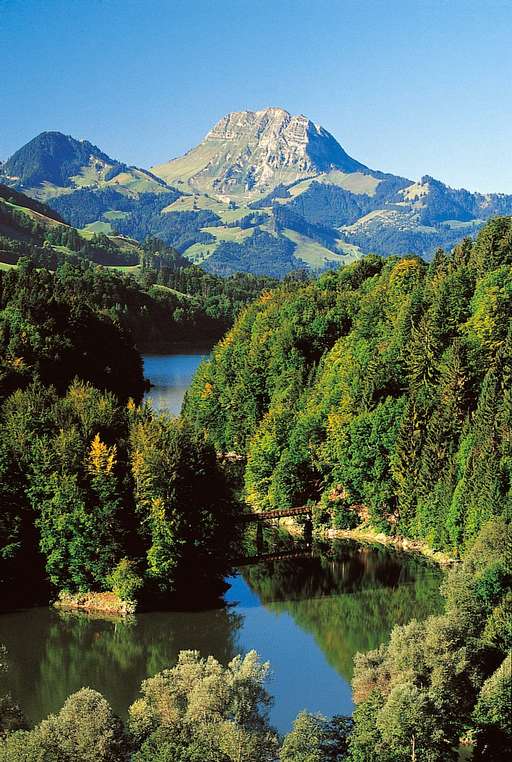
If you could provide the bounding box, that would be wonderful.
[3,111,512,278]
[1,132,115,189]
[151,107,368,198]
[1,131,170,200]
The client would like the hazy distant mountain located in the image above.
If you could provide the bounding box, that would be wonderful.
[3,111,512,277]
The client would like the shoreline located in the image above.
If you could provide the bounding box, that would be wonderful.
[54,591,136,616]
[321,524,456,566]
[247,516,456,566]
[51,523,454,617]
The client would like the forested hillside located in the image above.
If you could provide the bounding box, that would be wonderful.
[0,192,277,606]
[0,185,279,349]
[0,206,510,758]
[184,216,512,554]
[0,262,242,609]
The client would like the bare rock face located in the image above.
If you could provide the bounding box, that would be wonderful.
[152,107,367,198]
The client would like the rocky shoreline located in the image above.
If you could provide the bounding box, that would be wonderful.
[54,591,136,616]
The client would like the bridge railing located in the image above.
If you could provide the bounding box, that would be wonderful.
[238,506,313,522]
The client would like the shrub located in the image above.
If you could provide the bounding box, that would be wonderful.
[107,558,143,602]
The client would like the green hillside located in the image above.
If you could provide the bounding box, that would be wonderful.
[0,183,142,268]
[184,216,512,555]
[1,131,171,201]
[0,185,279,350]
[3,117,512,277]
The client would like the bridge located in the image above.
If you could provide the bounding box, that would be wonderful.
[237,506,314,559]
[238,505,313,523]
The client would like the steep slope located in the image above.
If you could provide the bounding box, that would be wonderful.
[184,215,512,554]
[0,183,142,267]
[0,183,65,223]
[1,131,170,200]
[152,107,368,199]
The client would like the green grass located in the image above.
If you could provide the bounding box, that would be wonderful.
[106,264,141,272]
[216,205,254,224]
[317,170,380,196]
[3,198,64,227]
[441,219,484,230]
[52,245,75,255]
[276,171,381,204]
[151,284,193,299]
[108,235,141,253]
[282,229,338,266]
[202,225,253,243]
[103,210,130,221]
[282,229,360,268]
[183,241,219,263]
[161,193,230,215]
[333,239,362,259]
[106,168,171,194]
[82,221,114,235]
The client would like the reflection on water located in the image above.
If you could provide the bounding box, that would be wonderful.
[0,605,241,729]
[0,355,444,732]
[242,540,443,683]
[0,541,442,733]
[143,353,208,414]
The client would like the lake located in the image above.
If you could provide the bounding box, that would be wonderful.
[0,353,443,734]
[143,352,208,414]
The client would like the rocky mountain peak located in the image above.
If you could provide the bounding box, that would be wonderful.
[152,107,368,198]
[206,107,307,143]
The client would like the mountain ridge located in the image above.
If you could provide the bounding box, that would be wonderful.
[2,108,512,277]
[2,131,172,201]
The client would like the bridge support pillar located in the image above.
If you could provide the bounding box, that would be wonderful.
[304,518,313,546]
[256,522,264,554]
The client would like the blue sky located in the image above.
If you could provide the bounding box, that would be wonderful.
[1,0,511,192]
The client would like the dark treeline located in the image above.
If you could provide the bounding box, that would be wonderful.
[0,259,145,401]
[139,237,279,331]
[0,258,241,607]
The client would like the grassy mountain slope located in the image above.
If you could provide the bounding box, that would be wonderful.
[1,131,172,201]
[3,115,512,277]
[0,183,142,267]
[0,186,280,351]
[151,107,368,199]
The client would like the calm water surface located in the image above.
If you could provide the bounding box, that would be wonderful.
[143,352,208,414]
[0,354,443,734]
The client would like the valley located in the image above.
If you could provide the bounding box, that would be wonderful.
[1,0,511,757]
